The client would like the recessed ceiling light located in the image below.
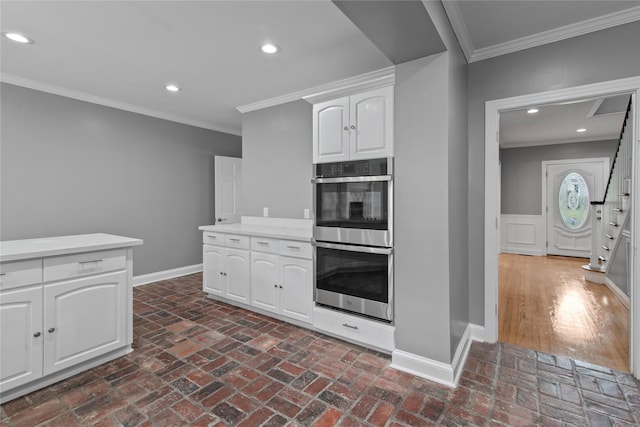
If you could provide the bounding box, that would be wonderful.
[527,108,539,114]
[3,32,34,44]
[576,128,587,133]
[165,84,181,92]
[261,44,279,54]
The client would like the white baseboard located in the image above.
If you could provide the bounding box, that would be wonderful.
[501,214,545,256]
[469,323,486,342]
[605,276,630,309]
[390,324,473,387]
[133,264,203,287]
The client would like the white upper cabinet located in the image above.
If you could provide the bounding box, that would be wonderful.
[313,86,393,163]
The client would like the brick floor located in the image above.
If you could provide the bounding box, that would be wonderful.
[2,273,639,426]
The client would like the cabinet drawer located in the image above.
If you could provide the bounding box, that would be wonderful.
[44,249,126,282]
[279,240,312,259]
[203,232,225,246]
[313,306,394,352]
[251,237,279,254]
[224,234,250,250]
[0,260,43,290]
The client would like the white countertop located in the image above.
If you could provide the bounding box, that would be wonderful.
[199,223,311,242]
[0,233,144,262]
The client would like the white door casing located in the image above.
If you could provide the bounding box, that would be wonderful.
[483,76,640,379]
[544,158,608,258]
[214,156,242,225]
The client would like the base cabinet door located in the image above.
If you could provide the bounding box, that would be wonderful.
[224,249,250,304]
[251,252,279,314]
[0,286,43,390]
[43,271,127,375]
[203,244,224,296]
[279,258,312,323]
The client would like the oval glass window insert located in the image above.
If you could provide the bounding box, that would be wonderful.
[558,172,590,229]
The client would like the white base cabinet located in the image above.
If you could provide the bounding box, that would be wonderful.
[202,230,312,325]
[202,233,251,304]
[0,234,141,403]
[250,252,312,324]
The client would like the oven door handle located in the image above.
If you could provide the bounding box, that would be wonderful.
[311,175,392,184]
[312,240,393,255]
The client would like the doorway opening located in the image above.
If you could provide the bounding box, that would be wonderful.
[484,77,640,377]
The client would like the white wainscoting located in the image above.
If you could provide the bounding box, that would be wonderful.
[500,214,545,256]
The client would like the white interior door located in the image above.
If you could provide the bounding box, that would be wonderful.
[214,156,241,224]
[546,158,608,257]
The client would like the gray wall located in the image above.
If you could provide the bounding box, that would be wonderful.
[467,22,640,325]
[0,83,241,276]
[445,26,469,361]
[395,53,452,363]
[501,140,618,215]
[241,100,312,219]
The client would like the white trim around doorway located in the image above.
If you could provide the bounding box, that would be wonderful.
[484,76,640,378]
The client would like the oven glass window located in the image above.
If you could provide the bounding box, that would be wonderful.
[316,182,388,230]
[316,247,388,303]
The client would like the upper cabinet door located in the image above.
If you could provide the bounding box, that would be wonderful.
[313,97,350,163]
[349,86,394,160]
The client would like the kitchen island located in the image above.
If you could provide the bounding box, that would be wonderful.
[0,233,142,403]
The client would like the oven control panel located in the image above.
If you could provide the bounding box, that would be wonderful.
[315,158,389,178]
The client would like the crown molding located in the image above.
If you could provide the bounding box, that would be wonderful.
[237,66,395,113]
[0,74,242,136]
[470,5,640,63]
[440,0,474,63]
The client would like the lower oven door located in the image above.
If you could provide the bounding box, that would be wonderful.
[313,241,393,322]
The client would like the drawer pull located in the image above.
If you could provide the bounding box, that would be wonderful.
[33,332,41,337]
[342,323,358,330]
[286,245,300,250]
[229,238,241,242]
[257,242,269,246]
[48,327,56,333]
[0,273,5,276]
[79,259,102,265]
[208,235,218,239]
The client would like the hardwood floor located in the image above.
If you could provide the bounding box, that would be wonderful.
[499,253,630,372]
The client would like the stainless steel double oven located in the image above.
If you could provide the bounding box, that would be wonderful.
[312,158,393,322]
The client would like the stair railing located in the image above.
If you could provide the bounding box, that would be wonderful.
[588,97,633,272]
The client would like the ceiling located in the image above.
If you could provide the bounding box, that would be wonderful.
[1,1,639,136]
[500,94,631,149]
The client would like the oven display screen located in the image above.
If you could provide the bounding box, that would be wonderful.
[316,247,388,303]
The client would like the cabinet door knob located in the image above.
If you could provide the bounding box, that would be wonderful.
[279,285,283,289]
[34,332,41,337]
[274,284,278,288]
[48,328,56,333]
[219,272,223,275]
[350,125,355,130]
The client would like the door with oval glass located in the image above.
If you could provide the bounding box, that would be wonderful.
[545,158,609,258]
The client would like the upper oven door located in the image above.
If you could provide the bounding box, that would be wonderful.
[313,176,392,247]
